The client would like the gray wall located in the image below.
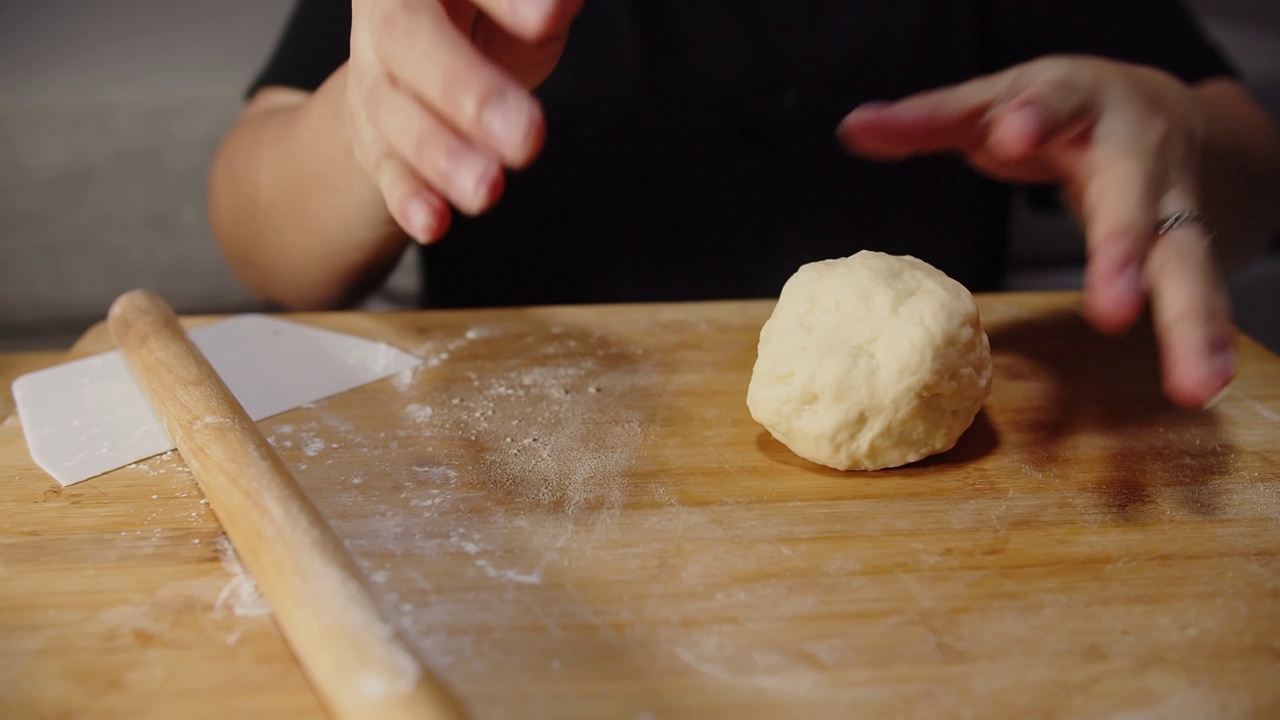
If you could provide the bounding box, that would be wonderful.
[0,0,294,348]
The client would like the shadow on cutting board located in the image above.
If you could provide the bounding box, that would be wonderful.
[912,409,1000,468]
[752,408,1000,473]
[987,308,1233,518]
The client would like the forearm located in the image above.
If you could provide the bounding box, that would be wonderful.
[208,65,408,310]
[1194,79,1280,272]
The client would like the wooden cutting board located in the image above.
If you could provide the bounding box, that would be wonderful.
[2,292,1278,719]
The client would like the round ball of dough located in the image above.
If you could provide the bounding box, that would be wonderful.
[747,251,992,471]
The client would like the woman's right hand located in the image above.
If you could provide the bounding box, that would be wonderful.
[348,0,581,243]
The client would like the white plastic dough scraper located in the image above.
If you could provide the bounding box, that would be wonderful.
[11,313,423,486]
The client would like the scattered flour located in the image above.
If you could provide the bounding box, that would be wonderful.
[279,321,669,700]
[418,329,650,515]
[125,450,180,477]
[405,403,434,424]
[213,535,271,619]
[391,367,417,392]
[475,558,542,585]
[302,436,327,457]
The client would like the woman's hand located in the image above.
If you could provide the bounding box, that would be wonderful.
[838,55,1237,408]
[347,0,581,243]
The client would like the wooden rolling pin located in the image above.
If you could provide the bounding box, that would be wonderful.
[107,290,466,720]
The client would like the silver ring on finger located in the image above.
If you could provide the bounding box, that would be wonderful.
[1155,210,1214,239]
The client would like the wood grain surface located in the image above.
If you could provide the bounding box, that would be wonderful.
[106,290,465,720]
[2,292,1278,719]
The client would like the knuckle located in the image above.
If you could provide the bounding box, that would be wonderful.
[415,57,488,131]
[452,79,496,133]
[458,62,504,117]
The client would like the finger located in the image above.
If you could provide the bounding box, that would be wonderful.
[369,79,505,216]
[837,73,1010,159]
[377,0,544,167]
[372,153,452,244]
[986,74,1098,160]
[1078,110,1165,335]
[1145,209,1236,408]
[466,0,582,42]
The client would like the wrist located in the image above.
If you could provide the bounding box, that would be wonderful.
[301,65,411,258]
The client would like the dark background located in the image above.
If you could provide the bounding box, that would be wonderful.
[1,0,1276,350]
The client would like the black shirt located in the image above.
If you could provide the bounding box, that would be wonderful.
[252,1,1235,308]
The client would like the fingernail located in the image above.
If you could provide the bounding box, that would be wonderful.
[444,146,498,209]
[404,196,434,243]
[482,90,538,161]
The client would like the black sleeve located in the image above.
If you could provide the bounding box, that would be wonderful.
[247,0,352,97]
[983,0,1238,84]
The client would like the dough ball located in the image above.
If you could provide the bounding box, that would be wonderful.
[747,251,992,471]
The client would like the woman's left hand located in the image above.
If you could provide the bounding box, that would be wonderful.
[837,55,1233,408]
